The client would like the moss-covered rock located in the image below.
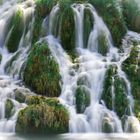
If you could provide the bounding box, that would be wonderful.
[98,31,109,56]
[114,76,129,118]
[60,7,75,52]
[5,99,15,119]
[84,8,94,48]
[122,0,140,33]
[77,72,91,88]
[75,85,91,113]
[24,41,61,97]
[14,88,31,103]
[122,46,140,99]
[89,0,127,46]
[102,64,118,110]
[6,8,24,53]
[102,64,129,118]
[102,116,114,133]
[16,97,69,134]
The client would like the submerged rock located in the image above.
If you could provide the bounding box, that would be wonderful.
[75,85,91,113]
[5,99,15,119]
[16,96,69,134]
[77,72,91,88]
[24,41,61,97]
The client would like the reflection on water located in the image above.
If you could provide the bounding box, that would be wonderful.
[1,133,140,140]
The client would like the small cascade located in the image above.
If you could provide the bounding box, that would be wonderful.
[45,3,140,133]
[0,0,34,133]
[0,0,139,135]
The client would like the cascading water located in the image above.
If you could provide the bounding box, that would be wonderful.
[0,0,34,133]
[0,0,139,135]
[44,3,140,133]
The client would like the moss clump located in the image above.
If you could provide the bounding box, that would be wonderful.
[122,46,140,99]
[60,7,75,52]
[6,8,24,53]
[102,65,129,118]
[75,85,91,113]
[122,0,140,33]
[5,99,15,119]
[89,0,127,46]
[84,9,94,48]
[24,41,61,97]
[77,73,91,88]
[16,96,69,134]
[98,31,109,56]
[102,64,118,110]
[32,0,59,43]
[114,76,129,117]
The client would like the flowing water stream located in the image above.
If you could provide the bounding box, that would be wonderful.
[0,0,140,137]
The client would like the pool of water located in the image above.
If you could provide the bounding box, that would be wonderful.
[1,133,140,140]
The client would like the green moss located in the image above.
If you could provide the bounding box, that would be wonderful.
[16,97,69,134]
[6,8,24,53]
[60,7,75,52]
[24,41,61,97]
[122,0,140,32]
[122,46,140,99]
[98,31,109,56]
[102,64,118,110]
[5,99,15,119]
[84,9,94,48]
[114,76,129,117]
[102,65,128,118]
[75,85,91,113]
[89,0,127,47]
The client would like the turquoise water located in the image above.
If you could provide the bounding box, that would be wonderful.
[1,133,140,140]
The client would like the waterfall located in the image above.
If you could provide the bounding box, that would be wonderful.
[0,0,34,133]
[0,0,139,134]
[45,3,140,133]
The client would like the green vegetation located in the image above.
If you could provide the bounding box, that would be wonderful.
[75,85,91,113]
[24,41,61,97]
[6,8,24,53]
[5,99,15,119]
[16,96,69,134]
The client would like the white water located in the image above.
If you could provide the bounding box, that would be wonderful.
[0,0,139,134]
[0,0,34,133]
[45,3,140,133]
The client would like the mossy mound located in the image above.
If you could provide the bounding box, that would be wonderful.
[6,8,24,53]
[102,64,118,110]
[102,65,129,118]
[122,46,140,99]
[84,8,94,48]
[89,0,127,46]
[122,0,140,33]
[98,31,109,56]
[60,7,75,52]
[16,96,69,134]
[75,85,91,113]
[5,99,15,119]
[24,41,61,97]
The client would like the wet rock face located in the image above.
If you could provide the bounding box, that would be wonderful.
[122,45,140,99]
[75,85,91,113]
[122,0,140,33]
[16,96,69,134]
[102,65,129,118]
[24,41,61,97]
[5,99,15,119]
